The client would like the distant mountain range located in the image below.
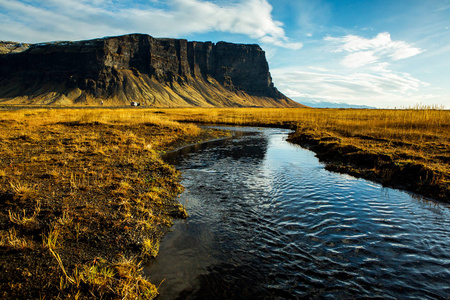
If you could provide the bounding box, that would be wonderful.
[296,100,376,109]
[0,34,304,107]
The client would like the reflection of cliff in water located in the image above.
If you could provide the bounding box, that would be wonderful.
[149,130,272,300]
[163,131,268,166]
[175,263,272,300]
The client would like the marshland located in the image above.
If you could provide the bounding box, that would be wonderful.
[1,107,449,299]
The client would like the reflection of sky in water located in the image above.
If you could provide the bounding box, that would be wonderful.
[146,127,450,300]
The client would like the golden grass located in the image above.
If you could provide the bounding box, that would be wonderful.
[157,107,449,143]
[9,180,37,201]
[8,200,41,228]
[42,224,61,250]
[142,237,160,258]
[159,107,449,162]
[57,211,73,227]
[7,106,443,194]
[0,228,34,249]
[0,108,200,134]
[0,108,211,299]
[1,106,447,299]
[57,257,158,299]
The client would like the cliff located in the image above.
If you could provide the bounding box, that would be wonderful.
[0,34,303,107]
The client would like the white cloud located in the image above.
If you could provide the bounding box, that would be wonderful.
[341,51,378,68]
[326,32,392,52]
[388,40,424,60]
[270,66,440,108]
[0,0,301,49]
[324,32,423,68]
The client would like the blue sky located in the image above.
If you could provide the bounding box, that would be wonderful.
[1,0,449,108]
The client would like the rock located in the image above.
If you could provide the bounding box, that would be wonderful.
[0,34,304,107]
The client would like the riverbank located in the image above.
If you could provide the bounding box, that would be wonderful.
[0,109,229,299]
[160,108,449,203]
[287,126,449,202]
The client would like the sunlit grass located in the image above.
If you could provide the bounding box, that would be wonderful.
[0,108,210,299]
[0,228,34,249]
[8,200,41,228]
[9,180,37,200]
[156,107,449,144]
[1,106,447,299]
[142,237,160,258]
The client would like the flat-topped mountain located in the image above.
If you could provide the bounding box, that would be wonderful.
[0,34,304,107]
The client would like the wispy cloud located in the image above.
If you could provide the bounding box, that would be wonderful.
[271,66,437,108]
[273,31,441,107]
[341,51,378,68]
[324,32,423,68]
[0,0,302,49]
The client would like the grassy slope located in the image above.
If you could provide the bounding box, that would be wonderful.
[0,70,304,108]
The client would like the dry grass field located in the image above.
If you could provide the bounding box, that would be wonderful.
[0,108,228,299]
[0,106,448,299]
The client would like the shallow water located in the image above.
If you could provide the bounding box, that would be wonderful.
[145,127,450,299]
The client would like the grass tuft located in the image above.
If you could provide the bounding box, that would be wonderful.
[0,228,34,249]
[8,200,41,228]
[57,210,73,227]
[142,237,160,258]
[42,224,61,250]
[9,180,37,200]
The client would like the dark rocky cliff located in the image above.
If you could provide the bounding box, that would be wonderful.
[0,34,303,107]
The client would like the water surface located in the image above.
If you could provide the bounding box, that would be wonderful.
[145,127,450,299]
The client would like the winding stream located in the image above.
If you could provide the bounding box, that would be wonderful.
[145,127,450,299]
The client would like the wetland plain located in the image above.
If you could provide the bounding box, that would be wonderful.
[1,107,449,299]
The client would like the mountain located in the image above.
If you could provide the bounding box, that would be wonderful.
[297,100,376,109]
[0,34,304,107]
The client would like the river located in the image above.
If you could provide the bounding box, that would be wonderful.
[145,127,450,299]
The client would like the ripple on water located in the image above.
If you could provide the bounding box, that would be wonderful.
[146,128,450,300]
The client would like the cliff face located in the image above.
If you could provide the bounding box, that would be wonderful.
[0,34,303,107]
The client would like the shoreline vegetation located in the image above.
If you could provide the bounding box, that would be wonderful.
[1,107,449,299]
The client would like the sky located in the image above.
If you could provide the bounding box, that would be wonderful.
[1,0,449,108]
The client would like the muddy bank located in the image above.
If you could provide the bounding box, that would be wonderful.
[288,128,449,203]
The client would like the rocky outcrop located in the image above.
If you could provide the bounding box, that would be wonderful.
[0,34,304,107]
[0,41,30,54]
